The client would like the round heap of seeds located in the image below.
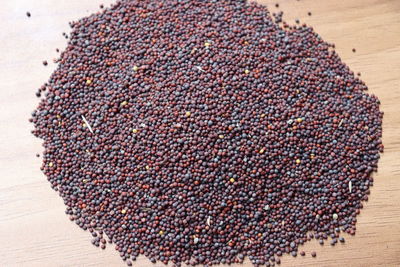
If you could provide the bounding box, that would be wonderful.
[31,0,383,266]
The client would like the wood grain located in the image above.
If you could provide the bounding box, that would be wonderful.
[0,0,399,266]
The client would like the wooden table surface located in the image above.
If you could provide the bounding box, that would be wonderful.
[0,0,399,266]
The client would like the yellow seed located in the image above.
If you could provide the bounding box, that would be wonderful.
[145,165,150,170]
[204,42,211,47]
[244,41,249,45]
[82,179,88,184]
[133,65,139,71]
[296,159,301,164]
[121,101,128,106]
[48,162,54,167]
[259,148,265,154]
[86,79,92,85]
[159,230,164,235]
[218,135,224,139]
[230,178,235,183]
[121,209,127,214]
[297,118,303,123]
[56,115,61,119]
[244,69,250,74]
[185,111,191,117]
[296,90,300,94]
[310,154,315,159]
[260,114,266,118]
[132,128,138,133]
[82,123,87,127]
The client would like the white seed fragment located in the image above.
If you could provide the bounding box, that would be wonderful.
[81,115,94,134]
[195,66,206,72]
[206,216,211,226]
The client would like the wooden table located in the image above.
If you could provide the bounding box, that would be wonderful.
[0,0,399,266]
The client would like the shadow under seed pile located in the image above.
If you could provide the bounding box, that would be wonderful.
[31,0,383,266]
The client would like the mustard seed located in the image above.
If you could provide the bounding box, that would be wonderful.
[30,0,383,266]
